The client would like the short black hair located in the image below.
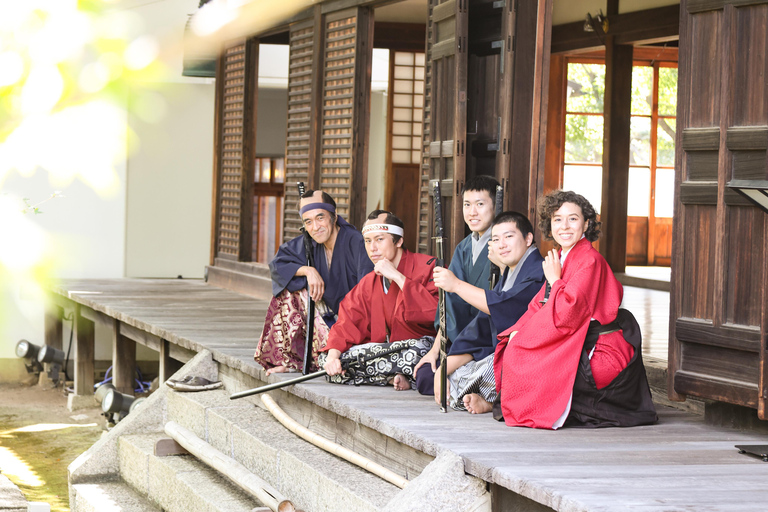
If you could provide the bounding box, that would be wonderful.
[537,190,601,242]
[366,209,405,247]
[492,211,534,238]
[462,175,500,207]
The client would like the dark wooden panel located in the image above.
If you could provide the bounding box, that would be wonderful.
[725,206,766,326]
[687,0,726,13]
[686,151,719,181]
[733,150,768,180]
[674,370,758,408]
[688,11,722,128]
[680,204,717,319]
[680,342,760,392]
[680,182,718,204]
[686,0,765,13]
[373,22,426,52]
[676,318,762,352]
[726,126,768,151]
[599,43,633,273]
[733,4,768,124]
[681,127,720,151]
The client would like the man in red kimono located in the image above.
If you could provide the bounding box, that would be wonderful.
[319,210,438,390]
[494,191,657,429]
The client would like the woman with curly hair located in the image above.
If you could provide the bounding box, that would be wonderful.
[492,190,656,429]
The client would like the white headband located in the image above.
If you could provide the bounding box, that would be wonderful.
[362,223,404,237]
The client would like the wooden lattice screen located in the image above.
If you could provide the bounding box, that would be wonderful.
[319,8,373,229]
[215,41,252,260]
[283,21,317,242]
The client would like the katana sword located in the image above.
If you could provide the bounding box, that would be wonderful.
[297,182,316,375]
[432,180,449,413]
[488,183,504,289]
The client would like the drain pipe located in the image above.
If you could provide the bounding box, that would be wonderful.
[164,421,298,512]
[260,393,409,489]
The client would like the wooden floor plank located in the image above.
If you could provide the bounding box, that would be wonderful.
[51,278,768,512]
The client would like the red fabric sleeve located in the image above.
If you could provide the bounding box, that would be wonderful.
[321,276,372,354]
[400,258,438,325]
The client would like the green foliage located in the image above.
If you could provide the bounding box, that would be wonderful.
[565,63,678,166]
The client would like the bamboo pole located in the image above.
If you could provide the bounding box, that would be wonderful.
[163,421,297,512]
[260,394,409,489]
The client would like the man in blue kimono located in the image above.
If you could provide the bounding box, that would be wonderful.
[417,211,545,412]
[254,190,373,374]
[412,175,498,393]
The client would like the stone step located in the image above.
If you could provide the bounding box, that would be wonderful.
[164,387,401,511]
[71,481,161,512]
[118,431,260,512]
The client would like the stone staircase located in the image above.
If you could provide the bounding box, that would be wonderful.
[68,350,433,512]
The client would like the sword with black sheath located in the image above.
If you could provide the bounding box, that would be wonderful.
[297,182,315,375]
[229,342,412,399]
[432,180,449,413]
[488,184,504,290]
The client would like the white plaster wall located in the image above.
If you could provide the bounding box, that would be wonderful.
[124,81,215,278]
[367,91,388,215]
[0,0,208,372]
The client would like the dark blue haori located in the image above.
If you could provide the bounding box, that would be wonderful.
[268,216,373,316]
[448,247,545,361]
[437,233,491,343]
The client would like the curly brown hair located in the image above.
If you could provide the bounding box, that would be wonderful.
[537,190,601,243]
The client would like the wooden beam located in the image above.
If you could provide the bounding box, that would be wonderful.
[349,6,375,229]
[551,5,680,54]
[160,339,184,383]
[239,37,259,262]
[74,304,95,396]
[112,319,136,395]
[599,41,633,273]
[373,22,426,51]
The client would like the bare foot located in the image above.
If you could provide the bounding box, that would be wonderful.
[463,394,492,414]
[266,365,289,375]
[392,374,410,391]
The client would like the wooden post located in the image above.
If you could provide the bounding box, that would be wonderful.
[74,304,95,396]
[160,339,182,383]
[44,301,63,351]
[599,38,633,273]
[112,319,136,395]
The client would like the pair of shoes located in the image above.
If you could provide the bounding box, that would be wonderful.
[166,376,223,392]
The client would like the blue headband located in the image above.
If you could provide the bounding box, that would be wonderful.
[299,202,336,216]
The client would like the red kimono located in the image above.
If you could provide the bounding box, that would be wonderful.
[321,249,438,353]
[493,237,631,429]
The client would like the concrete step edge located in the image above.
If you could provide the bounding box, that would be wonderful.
[165,388,399,511]
[117,431,261,512]
[72,481,161,512]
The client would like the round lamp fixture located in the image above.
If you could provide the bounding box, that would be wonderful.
[37,345,66,365]
[16,340,41,360]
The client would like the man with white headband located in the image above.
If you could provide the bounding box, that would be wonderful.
[318,210,438,390]
[255,190,373,374]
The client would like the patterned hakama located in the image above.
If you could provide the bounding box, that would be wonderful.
[318,337,433,389]
[254,288,330,373]
[448,354,498,410]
